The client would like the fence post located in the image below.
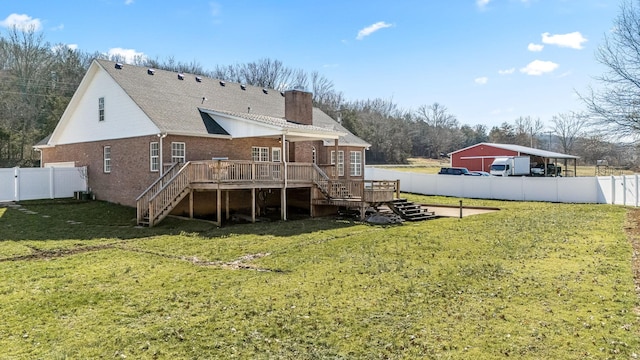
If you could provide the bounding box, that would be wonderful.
[623,176,627,206]
[49,167,55,199]
[13,167,19,201]
[635,174,639,207]
[611,175,616,205]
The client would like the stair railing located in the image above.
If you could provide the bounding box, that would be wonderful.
[136,162,191,226]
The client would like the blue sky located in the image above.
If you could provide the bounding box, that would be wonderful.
[0,0,620,129]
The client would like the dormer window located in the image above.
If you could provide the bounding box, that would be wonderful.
[98,97,105,122]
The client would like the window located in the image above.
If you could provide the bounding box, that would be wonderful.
[98,97,105,122]
[103,146,111,173]
[312,146,317,164]
[252,147,269,162]
[150,142,159,172]
[331,150,344,176]
[171,142,185,163]
[271,147,281,162]
[350,151,362,176]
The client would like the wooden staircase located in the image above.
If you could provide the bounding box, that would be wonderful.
[136,162,191,227]
[385,198,436,221]
[312,164,355,200]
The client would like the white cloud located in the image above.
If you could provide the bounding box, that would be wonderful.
[520,60,559,75]
[528,43,544,52]
[475,77,488,85]
[210,2,221,17]
[498,68,515,75]
[541,31,587,49]
[356,21,392,40]
[107,48,146,63]
[67,44,78,51]
[125,0,134,4]
[51,24,64,31]
[0,14,42,31]
[477,0,491,9]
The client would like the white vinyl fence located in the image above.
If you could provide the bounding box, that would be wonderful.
[0,167,88,202]
[365,167,640,206]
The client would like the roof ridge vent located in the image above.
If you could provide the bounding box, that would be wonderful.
[147,68,155,75]
[195,76,202,83]
[115,63,123,70]
[240,84,246,90]
[219,80,226,86]
[177,73,185,80]
[262,88,268,94]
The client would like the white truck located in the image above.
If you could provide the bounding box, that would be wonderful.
[489,156,531,176]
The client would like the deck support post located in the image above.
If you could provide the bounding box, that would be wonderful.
[225,190,230,220]
[216,188,222,226]
[281,188,287,221]
[251,188,256,223]
[189,189,194,219]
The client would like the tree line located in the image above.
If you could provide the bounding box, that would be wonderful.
[2,2,640,169]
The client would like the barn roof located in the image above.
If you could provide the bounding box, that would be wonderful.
[449,142,579,159]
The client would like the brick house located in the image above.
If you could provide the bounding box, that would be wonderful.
[35,59,399,226]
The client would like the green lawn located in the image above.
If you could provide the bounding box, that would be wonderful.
[0,198,638,359]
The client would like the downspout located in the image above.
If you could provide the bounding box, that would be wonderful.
[281,133,287,221]
[282,133,287,186]
[157,133,167,177]
[34,148,43,167]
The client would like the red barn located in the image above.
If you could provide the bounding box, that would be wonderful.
[448,142,579,175]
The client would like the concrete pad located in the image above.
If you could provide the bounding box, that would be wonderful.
[422,204,499,218]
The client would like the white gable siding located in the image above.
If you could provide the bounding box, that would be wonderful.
[214,116,282,138]
[52,67,159,145]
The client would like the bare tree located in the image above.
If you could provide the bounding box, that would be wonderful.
[0,26,54,164]
[580,0,640,140]
[414,103,460,158]
[551,112,590,154]
[514,116,544,147]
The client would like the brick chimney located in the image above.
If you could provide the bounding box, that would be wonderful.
[285,90,313,125]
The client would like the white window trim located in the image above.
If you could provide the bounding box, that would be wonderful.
[171,142,186,163]
[150,142,159,172]
[350,151,362,176]
[271,147,282,162]
[331,150,344,176]
[252,146,269,162]
[98,97,105,122]
[103,146,111,173]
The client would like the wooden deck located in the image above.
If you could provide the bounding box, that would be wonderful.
[136,160,399,227]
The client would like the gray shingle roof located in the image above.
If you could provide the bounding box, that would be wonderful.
[96,59,368,146]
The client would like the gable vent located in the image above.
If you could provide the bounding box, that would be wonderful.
[219,80,226,86]
[195,76,202,83]
[147,68,155,75]
[262,88,268,94]
[177,73,185,80]
[115,63,123,70]
[240,84,246,90]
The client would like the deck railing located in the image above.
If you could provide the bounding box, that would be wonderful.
[136,162,182,224]
[137,160,399,226]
